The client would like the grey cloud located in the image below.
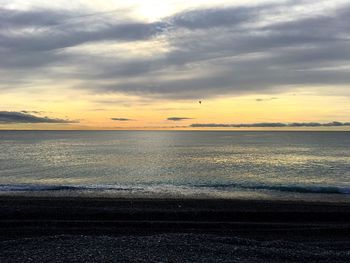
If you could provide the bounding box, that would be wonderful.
[169,6,256,30]
[256,97,278,102]
[168,1,305,30]
[20,110,43,114]
[0,111,78,124]
[0,4,262,51]
[0,22,167,52]
[191,123,287,128]
[95,99,132,108]
[190,122,350,128]
[0,8,73,28]
[79,3,350,98]
[111,118,133,121]
[261,8,350,37]
[167,117,193,121]
[1,1,350,100]
[0,48,70,70]
[95,97,154,108]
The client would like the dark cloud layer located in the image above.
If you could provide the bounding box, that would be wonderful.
[0,8,74,27]
[0,7,167,52]
[256,97,278,102]
[20,110,43,114]
[111,118,133,121]
[191,122,350,128]
[0,111,78,124]
[169,5,259,30]
[167,117,193,121]
[1,1,350,99]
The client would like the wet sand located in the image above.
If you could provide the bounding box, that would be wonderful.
[1,196,350,262]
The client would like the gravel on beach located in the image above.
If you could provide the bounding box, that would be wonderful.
[1,233,350,263]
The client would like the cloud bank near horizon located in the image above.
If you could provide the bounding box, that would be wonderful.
[111,118,133,121]
[1,0,350,99]
[0,111,78,124]
[167,117,194,121]
[190,122,350,128]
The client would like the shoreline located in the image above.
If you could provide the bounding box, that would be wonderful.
[1,196,350,240]
[1,185,350,203]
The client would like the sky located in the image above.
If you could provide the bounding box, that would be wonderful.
[0,0,349,130]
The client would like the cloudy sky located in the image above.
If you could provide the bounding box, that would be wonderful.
[0,0,349,129]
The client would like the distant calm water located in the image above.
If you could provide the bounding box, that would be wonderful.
[0,131,349,201]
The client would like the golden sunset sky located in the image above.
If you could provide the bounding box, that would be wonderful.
[0,0,349,130]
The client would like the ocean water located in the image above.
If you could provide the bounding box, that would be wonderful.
[0,131,349,201]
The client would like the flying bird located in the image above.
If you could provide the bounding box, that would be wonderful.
[199,101,202,104]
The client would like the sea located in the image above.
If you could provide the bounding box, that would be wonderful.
[0,131,349,202]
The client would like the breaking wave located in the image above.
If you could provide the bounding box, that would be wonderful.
[198,183,350,194]
[0,183,349,195]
